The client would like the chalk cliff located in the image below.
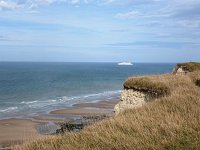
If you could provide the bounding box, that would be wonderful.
[114,89,149,115]
[114,76,170,115]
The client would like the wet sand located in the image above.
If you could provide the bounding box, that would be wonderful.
[32,116,73,122]
[50,108,112,115]
[0,119,44,148]
[73,99,119,109]
[50,99,119,115]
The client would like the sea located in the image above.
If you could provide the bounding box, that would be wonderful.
[0,62,175,119]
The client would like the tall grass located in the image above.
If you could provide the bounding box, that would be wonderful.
[15,71,200,150]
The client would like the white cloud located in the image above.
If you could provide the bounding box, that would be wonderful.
[115,0,200,20]
[0,0,83,11]
[103,0,115,4]
[116,10,172,19]
[177,20,200,28]
[0,0,19,10]
[116,11,142,19]
[0,0,162,11]
[114,0,200,31]
[173,0,200,6]
[2,0,200,14]
[71,0,80,4]
[101,0,161,5]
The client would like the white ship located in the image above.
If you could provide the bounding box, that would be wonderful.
[118,62,133,66]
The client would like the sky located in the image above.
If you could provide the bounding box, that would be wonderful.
[0,0,200,62]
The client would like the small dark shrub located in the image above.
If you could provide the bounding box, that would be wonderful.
[195,79,200,87]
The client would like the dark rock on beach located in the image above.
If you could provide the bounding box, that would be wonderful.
[56,114,111,134]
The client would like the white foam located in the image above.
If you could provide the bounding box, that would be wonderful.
[82,90,121,98]
[48,100,56,102]
[21,100,38,104]
[29,90,121,108]
[0,107,18,112]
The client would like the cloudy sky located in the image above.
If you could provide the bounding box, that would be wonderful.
[0,0,199,62]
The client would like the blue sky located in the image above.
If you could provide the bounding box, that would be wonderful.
[0,0,200,62]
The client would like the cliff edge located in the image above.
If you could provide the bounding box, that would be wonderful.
[114,76,170,115]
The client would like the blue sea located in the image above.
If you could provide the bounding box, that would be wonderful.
[0,62,175,119]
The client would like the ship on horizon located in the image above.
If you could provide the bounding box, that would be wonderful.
[117,62,133,66]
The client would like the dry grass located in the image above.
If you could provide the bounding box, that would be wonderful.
[177,62,200,72]
[188,71,200,87]
[123,76,170,97]
[15,71,200,150]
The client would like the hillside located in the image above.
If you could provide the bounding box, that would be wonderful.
[15,67,200,150]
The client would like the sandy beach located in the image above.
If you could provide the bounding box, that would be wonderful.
[0,119,44,148]
[50,108,112,115]
[0,99,119,148]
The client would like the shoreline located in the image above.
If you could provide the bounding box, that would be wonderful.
[50,99,119,115]
[0,98,119,148]
[0,91,121,120]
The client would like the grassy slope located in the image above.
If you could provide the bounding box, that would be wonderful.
[15,71,200,150]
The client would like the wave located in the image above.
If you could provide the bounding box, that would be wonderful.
[82,90,121,98]
[0,107,18,113]
[48,100,57,102]
[20,100,38,104]
[25,90,121,107]
[19,90,116,109]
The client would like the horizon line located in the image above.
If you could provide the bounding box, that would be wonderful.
[0,61,182,63]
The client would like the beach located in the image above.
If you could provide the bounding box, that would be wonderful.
[0,119,43,148]
[0,99,119,148]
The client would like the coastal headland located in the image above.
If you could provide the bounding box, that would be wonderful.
[1,62,200,150]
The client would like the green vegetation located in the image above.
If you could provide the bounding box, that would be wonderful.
[123,76,170,97]
[195,79,200,87]
[177,62,200,72]
[15,71,200,150]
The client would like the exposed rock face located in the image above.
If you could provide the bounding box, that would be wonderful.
[172,65,189,75]
[114,75,170,115]
[114,89,152,115]
[176,67,185,73]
